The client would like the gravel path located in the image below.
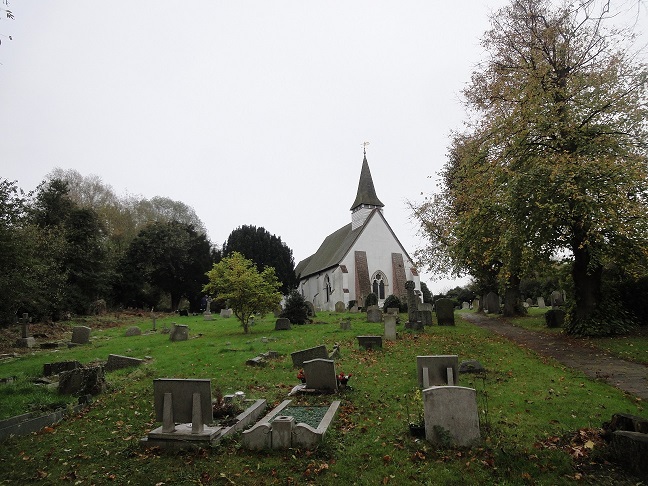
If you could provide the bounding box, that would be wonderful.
[462,312,648,402]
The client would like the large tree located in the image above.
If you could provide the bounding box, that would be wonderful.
[222,225,297,294]
[414,0,648,334]
[203,252,282,334]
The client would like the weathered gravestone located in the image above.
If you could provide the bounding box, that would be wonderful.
[58,365,106,396]
[291,345,328,368]
[462,302,470,310]
[71,326,91,345]
[105,354,144,372]
[525,298,533,307]
[384,314,397,341]
[418,302,433,313]
[405,280,419,324]
[459,360,485,374]
[15,313,36,348]
[537,296,546,308]
[125,326,142,337]
[550,290,564,307]
[484,292,500,314]
[169,323,189,342]
[275,318,292,331]
[43,360,82,376]
[417,355,459,388]
[418,310,434,326]
[305,301,316,317]
[334,301,346,313]
[303,358,337,392]
[219,308,232,318]
[386,307,400,315]
[366,307,383,323]
[340,319,351,330]
[349,305,359,313]
[472,299,480,311]
[423,386,480,447]
[357,335,382,350]
[545,309,565,328]
[435,298,455,326]
[203,297,213,320]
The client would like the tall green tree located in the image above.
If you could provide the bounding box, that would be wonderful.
[203,252,282,333]
[414,0,648,335]
[222,225,297,294]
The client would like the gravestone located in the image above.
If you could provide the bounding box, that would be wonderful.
[106,354,144,372]
[472,299,480,311]
[125,326,142,337]
[169,323,189,342]
[386,307,400,315]
[219,309,232,318]
[71,326,91,345]
[291,345,328,368]
[462,302,470,310]
[43,360,82,376]
[334,301,346,313]
[423,386,480,447]
[525,298,533,307]
[303,358,338,392]
[545,309,565,328]
[357,335,382,350]
[484,292,500,314]
[405,280,419,324]
[550,290,564,307]
[203,297,213,320]
[305,301,316,317]
[349,305,359,313]
[418,310,434,326]
[275,318,291,331]
[384,314,397,341]
[435,298,455,326]
[340,319,351,331]
[15,313,36,348]
[366,307,383,323]
[537,296,546,308]
[459,360,485,374]
[58,365,106,396]
[417,355,459,388]
[419,303,433,313]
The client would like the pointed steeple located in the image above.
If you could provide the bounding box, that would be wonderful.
[350,154,384,211]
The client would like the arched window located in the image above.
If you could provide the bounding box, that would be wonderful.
[324,274,332,303]
[372,272,387,300]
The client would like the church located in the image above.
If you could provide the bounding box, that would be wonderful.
[295,152,421,311]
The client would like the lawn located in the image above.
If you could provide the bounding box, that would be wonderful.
[0,311,645,485]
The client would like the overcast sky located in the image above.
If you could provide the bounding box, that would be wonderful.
[1,1,646,294]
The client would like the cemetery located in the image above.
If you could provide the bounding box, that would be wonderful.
[0,308,647,484]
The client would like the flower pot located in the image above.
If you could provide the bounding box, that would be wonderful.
[338,378,349,386]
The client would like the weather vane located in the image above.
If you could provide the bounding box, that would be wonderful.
[362,141,370,155]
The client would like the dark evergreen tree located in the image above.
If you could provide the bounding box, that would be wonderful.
[280,290,310,324]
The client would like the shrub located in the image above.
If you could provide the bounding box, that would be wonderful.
[280,290,310,325]
[364,293,378,308]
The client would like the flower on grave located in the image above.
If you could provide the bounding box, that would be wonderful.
[336,372,352,385]
[297,369,306,382]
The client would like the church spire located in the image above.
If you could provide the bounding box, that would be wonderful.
[350,153,384,211]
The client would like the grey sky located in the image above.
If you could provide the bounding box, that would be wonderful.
[1,1,645,293]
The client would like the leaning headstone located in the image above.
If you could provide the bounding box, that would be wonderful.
[459,360,485,374]
[328,344,341,359]
[106,354,143,372]
[303,358,337,392]
[125,326,142,337]
[246,356,266,367]
[545,309,565,328]
[417,355,459,388]
[334,301,346,313]
[435,298,455,326]
[169,323,189,342]
[71,326,91,345]
[484,292,500,314]
[58,365,106,396]
[357,335,382,350]
[423,386,480,447]
[366,307,383,323]
[384,314,397,341]
[275,318,292,331]
[15,313,36,348]
[291,345,328,368]
[550,290,564,308]
[405,280,419,324]
[340,319,351,331]
[537,296,546,308]
[418,310,434,327]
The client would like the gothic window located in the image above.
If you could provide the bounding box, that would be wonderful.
[324,274,332,303]
[372,272,387,300]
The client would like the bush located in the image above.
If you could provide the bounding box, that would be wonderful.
[383,295,402,312]
[348,300,357,310]
[364,293,378,308]
[280,290,310,325]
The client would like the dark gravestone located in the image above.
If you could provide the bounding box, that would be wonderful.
[405,280,419,324]
[58,366,106,396]
[105,354,143,372]
[153,379,212,425]
[366,307,383,323]
[71,326,91,345]
[418,310,434,326]
[545,309,565,328]
[459,360,486,374]
[484,292,500,314]
[169,323,189,341]
[357,335,382,350]
[291,345,328,368]
[43,361,82,376]
[435,298,455,326]
[275,318,291,331]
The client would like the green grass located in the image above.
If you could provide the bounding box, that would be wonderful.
[0,311,645,485]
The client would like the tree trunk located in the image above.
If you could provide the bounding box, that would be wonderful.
[503,274,526,317]
[570,243,602,326]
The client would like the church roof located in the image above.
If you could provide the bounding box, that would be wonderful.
[349,155,384,211]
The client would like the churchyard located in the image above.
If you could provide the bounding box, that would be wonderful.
[0,309,646,484]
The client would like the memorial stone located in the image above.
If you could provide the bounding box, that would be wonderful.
[303,358,337,392]
[537,296,546,308]
[405,280,419,324]
[435,298,455,326]
[125,326,142,337]
[423,386,480,447]
[291,345,328,368]
[334,301,346,313]
[71,326,91,345]
[384,315,397,340]
[484,292,500,314]
[418,310,434,326]
[15,313,36,348]
[417,355,459,388]
[366,307,383,323]
[275,318,292,331]
[169,323,189,342]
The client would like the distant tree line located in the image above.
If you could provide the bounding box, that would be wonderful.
[0,170,297,326]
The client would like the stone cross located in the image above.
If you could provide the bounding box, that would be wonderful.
[19,313,29,339]
[405,280,419,323]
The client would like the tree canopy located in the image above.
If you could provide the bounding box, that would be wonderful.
[412,0,648,335]
[203,252,282,333]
